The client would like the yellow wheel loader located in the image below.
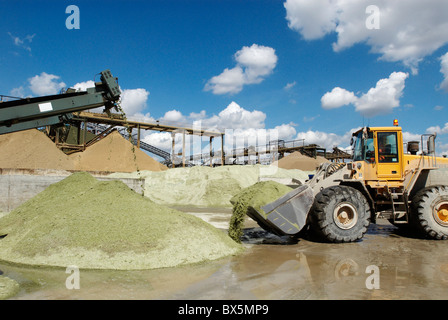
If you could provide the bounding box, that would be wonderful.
[247,121,448,242]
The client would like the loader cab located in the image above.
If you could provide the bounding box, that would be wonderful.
[351,126,404,181]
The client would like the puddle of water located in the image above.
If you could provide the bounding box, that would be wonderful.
[2,210,448,300]
[186,212,232,230]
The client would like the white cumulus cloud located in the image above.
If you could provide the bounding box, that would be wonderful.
[160,109,186,124]
[426,123,448,135]
[142,101,296,154]
[321,87,357,109]
[275,123,297,139]
[28,72,66,96]
[120,88,150,116]
[73,80,95,91]
[354,72,409,117]
[296,129,355,151]
[205,44,278,95]
[440,52,448,92]
[284,0,339,40]
[203,101,267,130]
[321,71,409,118]
[142,132,173,151]
[284,0,448,74]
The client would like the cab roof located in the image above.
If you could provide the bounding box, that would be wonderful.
[352,126,402,136]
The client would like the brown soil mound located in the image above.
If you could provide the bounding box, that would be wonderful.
[0,129,75,170]
[70,131,167,172]
[275,151,329,171]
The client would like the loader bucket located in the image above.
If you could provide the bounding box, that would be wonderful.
[246,184,314,236]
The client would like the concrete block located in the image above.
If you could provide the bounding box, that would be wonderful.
[0,172,145,212]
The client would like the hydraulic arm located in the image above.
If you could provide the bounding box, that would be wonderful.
[0,70,120,135]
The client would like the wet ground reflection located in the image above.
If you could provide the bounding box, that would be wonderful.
[2,220,448,300]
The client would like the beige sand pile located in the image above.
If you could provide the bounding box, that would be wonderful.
[110,165,313,207]
[69,131,167,173]
[0,172,242,270]
[275,151,329,171]
[0,129,166,173]
[0,129,75,170]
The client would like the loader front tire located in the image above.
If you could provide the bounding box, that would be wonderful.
[411,186,448,240]
[310,185,370,243]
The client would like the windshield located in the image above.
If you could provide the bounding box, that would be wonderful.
[352,130,374,162]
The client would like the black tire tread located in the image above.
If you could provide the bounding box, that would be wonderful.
[310,185,370,243]
[410,185,448,240]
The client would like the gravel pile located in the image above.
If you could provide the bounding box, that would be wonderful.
[0,172,242,270]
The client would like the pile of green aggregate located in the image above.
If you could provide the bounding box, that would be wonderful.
[228,181,293,242]
[109,164,311,207]
[0,172,242,270]
[0,275,19,300]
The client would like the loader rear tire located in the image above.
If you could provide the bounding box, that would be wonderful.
[410,186,448,240]
[310,185,370,243]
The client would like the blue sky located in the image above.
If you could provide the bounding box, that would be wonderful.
[1,0,448,155]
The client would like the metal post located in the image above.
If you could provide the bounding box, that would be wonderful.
[221,133,225,166]
[83,120,87,149]
[55,127,59,145]
[137,124,141,149]
[182,130,186,168]
[171,132,176,168]
[77,121,81,145]
[209,136,213,167]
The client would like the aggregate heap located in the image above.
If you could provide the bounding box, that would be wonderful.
[0,172,242,270]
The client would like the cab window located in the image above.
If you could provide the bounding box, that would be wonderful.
[377,132,399,163]
[352,130,374,162]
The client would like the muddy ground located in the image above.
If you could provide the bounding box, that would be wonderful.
[2,207,448,300]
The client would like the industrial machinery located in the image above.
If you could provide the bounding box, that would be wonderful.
[0,70,121,135]
[248,121,448,242]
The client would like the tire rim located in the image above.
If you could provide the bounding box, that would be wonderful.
[434,201,448,227]
[333,202,358,230]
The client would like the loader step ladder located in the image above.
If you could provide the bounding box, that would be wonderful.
[390,192,410,224]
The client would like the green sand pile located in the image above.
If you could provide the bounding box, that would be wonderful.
[0,172,242,270]
[0,276,19,300]
[228,181,293,242]
[110,165,311,207]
